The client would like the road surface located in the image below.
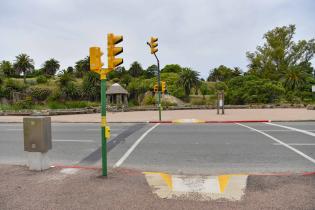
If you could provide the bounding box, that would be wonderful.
[0,122,314,174]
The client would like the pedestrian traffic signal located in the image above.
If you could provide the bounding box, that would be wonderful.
[161,81,166,93]
[108,33,123,70]
[154,84,158,93]
[150,37,158,54]
[90,47,104,73]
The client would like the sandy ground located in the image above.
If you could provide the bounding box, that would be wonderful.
[0,108,314,123]
[0,165,314,210]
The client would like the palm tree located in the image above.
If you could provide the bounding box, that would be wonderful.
[42,58,60,76]
[74,57,90,78]
[0,60,15,77]
[13,54,34,83]
[283,66,306,90]
[179,67,200,98]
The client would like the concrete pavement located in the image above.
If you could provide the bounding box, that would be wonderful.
[0,108,314,122]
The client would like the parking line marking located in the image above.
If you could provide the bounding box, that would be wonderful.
[237,123,315,164]
[113,123,160,168]
[266,122,315,137]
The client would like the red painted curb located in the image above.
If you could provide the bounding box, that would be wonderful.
[302,172,315,176]
[51,165,101,170]
[148,120,270,123]
[205,120,270,123]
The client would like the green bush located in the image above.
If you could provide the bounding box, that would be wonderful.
[36,75,48,84]
[161,100,177,107]
[61,82,82,100]
[30,87,52,101]
[48,89,61,101]
[5,79,26,91]
[226,76,285,104]
[143,94,156,105]
[14,98,33,109]
[47,101,98,109]
[190,97,206,105]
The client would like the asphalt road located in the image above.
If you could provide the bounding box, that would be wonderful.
[0,122,314,174]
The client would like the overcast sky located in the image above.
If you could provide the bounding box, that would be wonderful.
[1,0,314,79]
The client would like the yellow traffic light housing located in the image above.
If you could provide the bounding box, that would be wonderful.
[161,81,166,93]
[90,47,104,73]
[154,84,158,93]
[108,33,123,70]
[150,37,158,54]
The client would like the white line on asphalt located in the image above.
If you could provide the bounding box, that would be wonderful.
[53,139,95,143]
[259,129,315,132]
[236,123,315,164]
[113,123,160,168]
[273,143,315,146]
[265,122,315,137]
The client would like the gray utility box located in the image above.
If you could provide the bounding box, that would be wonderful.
[23,117,52,153]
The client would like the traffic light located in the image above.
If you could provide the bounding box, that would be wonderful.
[108,33,123,69]
[150,37,158,54]
[154,84,158,93]
[90,47,104,73]
[161,81,166,93]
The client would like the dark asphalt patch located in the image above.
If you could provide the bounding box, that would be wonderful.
[78,123,145,165]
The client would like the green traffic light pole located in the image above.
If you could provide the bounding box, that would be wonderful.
[147,42,162,121]
[100,71,107,176]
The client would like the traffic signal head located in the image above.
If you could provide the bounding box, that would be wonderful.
[90,47,104,73]
[154,84,158,93]
[161,81,166,93]
[150,37,158,54]
[108,33,123,69]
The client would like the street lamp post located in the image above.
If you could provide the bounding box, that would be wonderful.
[147,39,161,121]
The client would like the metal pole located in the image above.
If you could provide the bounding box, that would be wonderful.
[154,53,162,121]
[222,91,225,115]
[101,74,107,176]
[217,92,219,115]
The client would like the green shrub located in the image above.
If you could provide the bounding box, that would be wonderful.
[47,101,97,109]
[61,82,82,100]
[161,100,177,107]
[5,79,26,91]
[48,89,61,101]
[143,94,155,105]
[36,75,48,84]
[30,87,52,101]
[14,98,33,109]
[190,97,206,105]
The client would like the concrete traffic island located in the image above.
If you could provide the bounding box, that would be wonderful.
[144,172,248,201]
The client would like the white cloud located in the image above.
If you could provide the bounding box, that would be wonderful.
[0,0,314,78]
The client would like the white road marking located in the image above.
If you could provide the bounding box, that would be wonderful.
[273,143,315,146]
[259,129,315,132]
[60,168,80,174]
[236,123,315,164]
[53,139,95,143]
[113,123,160,168]
[0,124,21,127]
[266,122,315,137]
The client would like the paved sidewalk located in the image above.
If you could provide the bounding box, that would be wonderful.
[0,109,314,123]
[0,165,314,210]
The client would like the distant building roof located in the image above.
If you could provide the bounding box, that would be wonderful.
[106,83,128,95]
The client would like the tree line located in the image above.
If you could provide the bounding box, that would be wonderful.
[0,24,314,108]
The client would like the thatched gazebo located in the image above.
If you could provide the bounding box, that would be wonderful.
[106,83,128,107]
